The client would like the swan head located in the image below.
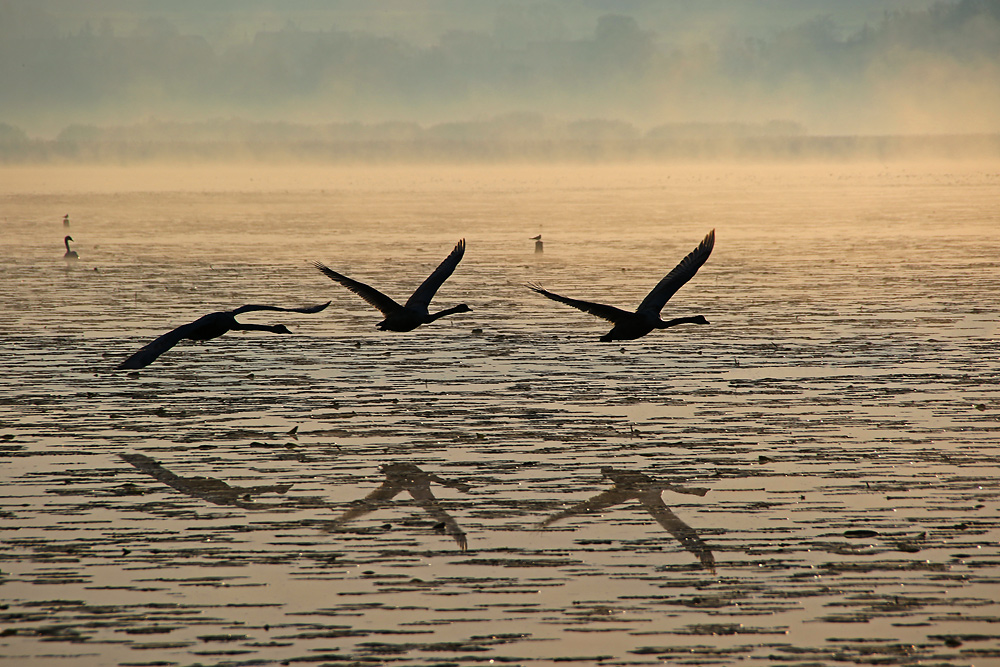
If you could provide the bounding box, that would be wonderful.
[691,315,709,325]
[272,324,293,334]
[453,304,472,313]
[65,235,73,242]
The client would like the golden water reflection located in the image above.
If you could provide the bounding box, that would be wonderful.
[1,162,999,666]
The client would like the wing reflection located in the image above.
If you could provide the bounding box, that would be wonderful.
[328,462,471,551]
[537,467,715,572]
[119,453,292,509]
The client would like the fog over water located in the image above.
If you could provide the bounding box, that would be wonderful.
[2,0,999,141]
[3,3,1000,665]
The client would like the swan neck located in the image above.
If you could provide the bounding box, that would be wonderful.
[659,316,704,329]
[232,322,277,333]
[428,305,466,322]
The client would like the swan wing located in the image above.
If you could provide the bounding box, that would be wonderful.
[536,489,632,528]
[117,319,204,369]
[404,239,466,310]
[636,229,715,315]
[231,302,331,315]
[406,483,469,551]
[526,283,632,323]
[328,482,403,527]
[312,262,402,316]
[119,453,180,484]
[639,490,715,571]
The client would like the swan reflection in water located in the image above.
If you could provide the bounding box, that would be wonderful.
[326,462,471,551]
[537,467,715,572]
[119,453,293,509]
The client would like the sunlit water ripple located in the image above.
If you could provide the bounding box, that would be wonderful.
[1,163,999,666]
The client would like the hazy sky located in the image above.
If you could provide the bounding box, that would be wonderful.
[3,0,998,137]
[21,0,933,45]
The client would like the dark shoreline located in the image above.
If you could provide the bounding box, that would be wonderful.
[3,133,999,164]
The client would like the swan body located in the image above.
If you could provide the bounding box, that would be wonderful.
[63,235,79,259]
[117,302,330,369]
[527,229,714,342]
[313,239,471,332]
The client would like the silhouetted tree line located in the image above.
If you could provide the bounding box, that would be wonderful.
[1,0,998,143]
[1,114,997,162]
[49,115,804,144]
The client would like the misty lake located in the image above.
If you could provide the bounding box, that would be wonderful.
[1,161,999,666]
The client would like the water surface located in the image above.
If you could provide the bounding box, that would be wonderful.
[2,162,999,666]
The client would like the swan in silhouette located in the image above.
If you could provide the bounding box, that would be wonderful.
[526,229,714,342]
[312,239,471,332]
[63,235,79,259]
[117,302,330,369]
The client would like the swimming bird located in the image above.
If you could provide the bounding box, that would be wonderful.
[117,302,330,369]
[312,239,471,332]
[63,235,79,259]
[526,229,714,342]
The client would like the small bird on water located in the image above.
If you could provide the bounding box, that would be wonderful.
[63,235,79,259]
[117,302,330,369]
[312,239,471,332]
[526,229,714,342]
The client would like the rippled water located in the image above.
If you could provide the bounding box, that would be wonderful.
[2,162,1000,666]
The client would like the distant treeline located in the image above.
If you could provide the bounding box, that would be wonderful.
[0,116,997,162]
[12,115,808,144]
[2,1,1000,137]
